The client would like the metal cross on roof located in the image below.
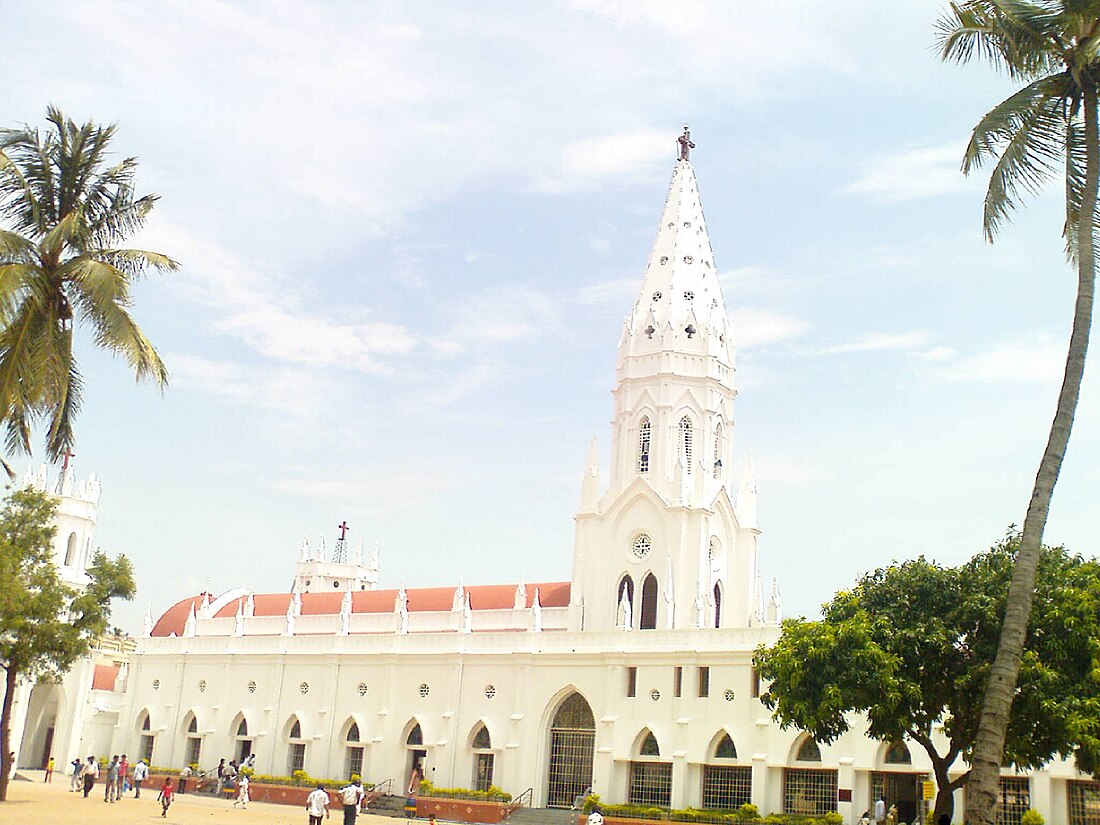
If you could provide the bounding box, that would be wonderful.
[337,520,350,541]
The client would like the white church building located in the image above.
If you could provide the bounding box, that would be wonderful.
[11,152,1100,825]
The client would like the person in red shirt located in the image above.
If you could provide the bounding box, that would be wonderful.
[157,778,174,818]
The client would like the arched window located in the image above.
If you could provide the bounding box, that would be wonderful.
[704,733,749,808]
[547,693,595,807]
[640,573,658,630]
[345,720,364,779]
[796,738,822,762]
[638,417,651,474]
[64,533,77,566]
[713,423,723,478]
[679,416,693,472]
[286,717,306,775]
[714,733,737,760]
[138,711,154,763]
[471,724,493,791]
[616,576,634,628]
[184,714,201,767]
[884,740,912,765]
[407,724,423,746]
[141,714,150,731]
[234,715,253,763]
[713,582,723,629]
[630,730,671,806]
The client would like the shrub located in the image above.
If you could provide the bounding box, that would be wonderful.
[418,779,512,802]
[1020,811,1044,825]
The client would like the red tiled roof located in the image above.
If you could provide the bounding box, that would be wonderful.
[153,582,571,637]
[91,663,120,692]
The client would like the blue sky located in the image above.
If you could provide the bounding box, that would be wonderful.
[5,1,1098,633]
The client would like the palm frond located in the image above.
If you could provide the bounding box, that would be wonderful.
[82,296,168,387]
[93,248,179,278]
[0,229,34,263]
[964,73,1073,239]
[41,329,81,461]
[64,257,130,308]
[1062,118,1100,261]
[937,0,1063,79]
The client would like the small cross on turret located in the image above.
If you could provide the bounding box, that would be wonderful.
[337,520,350,540]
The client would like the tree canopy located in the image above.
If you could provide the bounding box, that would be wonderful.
[0,106,177,462]
[0,486,135,801]
[753,533,1100,822]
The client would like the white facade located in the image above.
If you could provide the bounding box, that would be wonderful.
[42,156,1098,824]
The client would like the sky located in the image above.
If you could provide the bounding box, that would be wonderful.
[4,1,1099,635]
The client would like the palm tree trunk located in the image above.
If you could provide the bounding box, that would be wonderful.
[965,85,1100,825]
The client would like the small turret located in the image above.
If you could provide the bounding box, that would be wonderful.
[765,577,783,625]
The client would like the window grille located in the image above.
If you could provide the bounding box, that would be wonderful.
[640,732,660,757]
[796,738,822,762]
[474,753,494,792]
[140,735,154,763]
[679,417,693,471]
[627,667,637,698]
[713,583,722,628]
[629,761,672,807]
[998,777,1030,825]
[287,742,306,775]
[345,746,364,779]
[713,425,723,479]
[235,738,252,763]
[185,736,201,767]
[546,694,595,807]
[1068,780,1100,825]
[698,666,710,697]
[639,418,651,474]
[640,574,658,630]
[674,667,683,698]
[784,768,837,816]
[702,765,751,809]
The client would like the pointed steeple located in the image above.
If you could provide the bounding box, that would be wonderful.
[766,577,783,625]
[626,157,729,344]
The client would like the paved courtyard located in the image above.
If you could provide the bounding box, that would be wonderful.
[0,772,396,825]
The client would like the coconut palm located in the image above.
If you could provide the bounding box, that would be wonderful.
[937,3,1100,823]
[0,106,176,462]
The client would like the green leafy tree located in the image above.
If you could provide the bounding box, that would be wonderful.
[0,106,177,462]
[753,534,1100,824]
[935,5,1100,822]
[0,486,135,801]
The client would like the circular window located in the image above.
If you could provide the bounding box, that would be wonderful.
[485,685,496,699]
[659,256,669,265]
[358,682,369,697]
[652,292,662,301]
[198,680,207,693]
[247,681,257,694]
[152,679,160,691]
[724,689,735,702]
[299,682,309,695]
[650,689,661,702]
[333,581,340,588]
[632,534,651,560]
[684,290,695,301]
[684,255,694,264]
[419,683,430,698]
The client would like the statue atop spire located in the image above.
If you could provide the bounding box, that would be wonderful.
[677,125,695,161]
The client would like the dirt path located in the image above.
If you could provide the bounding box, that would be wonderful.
[0,772,397,825]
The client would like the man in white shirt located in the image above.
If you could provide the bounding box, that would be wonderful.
[587,807,604,825]
[339,779,366,825]
[81,756,99,798]
[306,783,331,825]
[131,760,148,798]
[873,796,886,824]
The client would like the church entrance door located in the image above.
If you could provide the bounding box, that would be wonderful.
[546,693,595,808]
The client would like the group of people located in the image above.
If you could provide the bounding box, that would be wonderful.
[859,797,951,825]
[306,778,377,825]
[66,754,149,800]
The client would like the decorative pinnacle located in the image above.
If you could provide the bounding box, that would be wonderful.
[677,125,695,161]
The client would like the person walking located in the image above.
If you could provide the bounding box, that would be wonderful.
[118,754,130,796]
[132,759,148,798]
[158,777,174,818]
[104,755,119,802]
[215,757,227,795]
[69,758,82,792]
[232,773,250,808]
[339,778,366,825]
[44,756,54,782]
[306,783,331,825]
[81,756,99,798]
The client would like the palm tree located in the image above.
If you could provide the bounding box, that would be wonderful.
[0,106,176,463]
[937,3,1100,823]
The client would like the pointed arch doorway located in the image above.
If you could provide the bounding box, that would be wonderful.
[546,692,595,808]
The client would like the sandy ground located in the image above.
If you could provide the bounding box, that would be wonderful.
[0,771,395,825]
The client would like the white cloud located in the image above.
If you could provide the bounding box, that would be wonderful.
[730,307,811,348]
[938,335,1066,383]
[532,130,672,194]
[170,354,334,420]
[578,278,638,306]
[815,330,934,356]
[844,143,976,202]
